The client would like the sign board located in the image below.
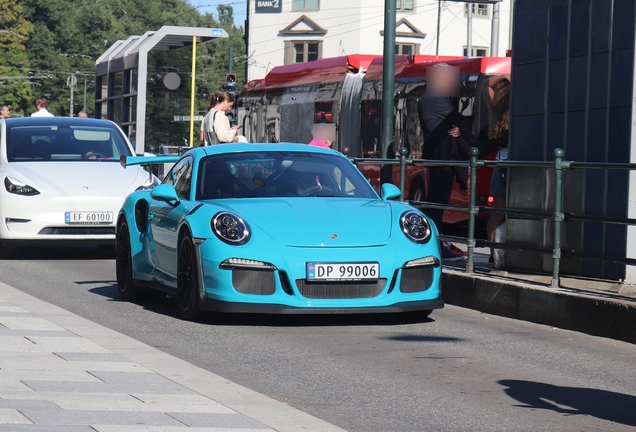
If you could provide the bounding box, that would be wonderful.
[255,0,282,13]
[173,115,204,122]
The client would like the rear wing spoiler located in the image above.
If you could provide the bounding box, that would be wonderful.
[120,155,180,168]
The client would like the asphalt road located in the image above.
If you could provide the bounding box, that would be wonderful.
[1,246,635,432]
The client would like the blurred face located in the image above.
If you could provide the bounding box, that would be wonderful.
[427,65,460,97]
[0,106,9,119]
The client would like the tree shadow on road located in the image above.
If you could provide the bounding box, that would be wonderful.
[499,379,636,427]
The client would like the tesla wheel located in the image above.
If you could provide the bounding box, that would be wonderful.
[177,233,201,321]
[116,220,142,302]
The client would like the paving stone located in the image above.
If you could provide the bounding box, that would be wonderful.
[0,316,66,331]
[55,398,234,414]
[93,427,271,432]
[0,408,32,424]
[0,369,102,383]
[0,426,94,432]
[55,352,132,362]
[0,336,51,353]
[24,371,197,395]
[0,305,28,313]
[22,336,111,353]
[167,412,272,429]
[23,409,185,427]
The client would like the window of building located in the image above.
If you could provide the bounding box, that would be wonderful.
[396,0,414,11]
[465,4,490,18]
[396,43,419,55]
[293,0,320,10]
[463,46,489,57]
[285,40,323,64]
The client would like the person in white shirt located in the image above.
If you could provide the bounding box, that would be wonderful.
[201,92,239,144]
[31,98,54,117]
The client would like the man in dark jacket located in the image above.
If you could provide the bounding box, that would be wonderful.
[418,64,471,261]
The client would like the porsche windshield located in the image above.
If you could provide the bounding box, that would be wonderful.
[196,151,378,199]
[6,124,133,162]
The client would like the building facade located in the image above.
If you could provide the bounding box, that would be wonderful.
[246,0,512,80]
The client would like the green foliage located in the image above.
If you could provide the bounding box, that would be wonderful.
[0,0,33,116]
[2,0,245,117]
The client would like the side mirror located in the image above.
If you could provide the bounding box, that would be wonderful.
[150,184,180,205]
[381,183,402,201]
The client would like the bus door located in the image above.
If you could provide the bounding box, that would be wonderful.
[280,85,317,143]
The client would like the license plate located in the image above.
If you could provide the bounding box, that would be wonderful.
[65,211,113,225]
[306,262,379,281]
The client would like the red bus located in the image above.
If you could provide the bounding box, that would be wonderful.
[237,54,511,224]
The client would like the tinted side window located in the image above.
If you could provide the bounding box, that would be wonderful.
[167,157,193,200]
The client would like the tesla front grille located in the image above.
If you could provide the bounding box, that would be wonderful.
[399,267,434,293]
[295,279,387,299]
[232,269,276,295]
[38,227,116,236]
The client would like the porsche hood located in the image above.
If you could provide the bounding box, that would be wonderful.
[215,198,394,247]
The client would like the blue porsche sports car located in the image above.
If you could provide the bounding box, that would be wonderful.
[116,143,443,320]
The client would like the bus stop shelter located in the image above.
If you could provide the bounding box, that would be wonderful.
[95,26,228,154]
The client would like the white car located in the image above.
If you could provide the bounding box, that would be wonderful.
[0,117,158,255]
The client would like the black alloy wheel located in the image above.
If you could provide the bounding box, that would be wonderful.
[116,220,142,301]
[177,234,201,321]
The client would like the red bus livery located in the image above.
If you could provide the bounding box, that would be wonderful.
[238,54,511,224]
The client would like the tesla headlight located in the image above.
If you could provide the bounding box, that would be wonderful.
[135,174,161,191]
[212,211,251,245]
[400,210,431,244]
[4,176,40,196]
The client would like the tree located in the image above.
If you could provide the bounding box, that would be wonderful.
[0,0,33,116]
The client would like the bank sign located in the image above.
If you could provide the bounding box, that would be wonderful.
[255,0,281,13]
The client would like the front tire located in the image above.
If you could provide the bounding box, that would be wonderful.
[116,220,142,302]
[177,234,201,321]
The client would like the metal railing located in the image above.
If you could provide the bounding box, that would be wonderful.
[349,147,636,288]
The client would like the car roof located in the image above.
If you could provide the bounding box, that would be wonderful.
[3,117,120,128]
[199,143,342,157]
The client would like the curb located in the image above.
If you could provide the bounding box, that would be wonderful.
[441,269,636,344]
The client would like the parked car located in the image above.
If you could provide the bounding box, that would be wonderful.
[116,143,443,319]
[0,117,158,256]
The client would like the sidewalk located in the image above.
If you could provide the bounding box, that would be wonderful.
[0,281,345,432]
[443,248,636,344]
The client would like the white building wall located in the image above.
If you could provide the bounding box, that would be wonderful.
[247,0,512,81]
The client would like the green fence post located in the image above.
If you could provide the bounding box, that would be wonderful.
[552,148,565,288]
[466,147,480,273]
[399,147,407,202]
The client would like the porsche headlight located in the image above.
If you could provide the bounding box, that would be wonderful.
[4,176,40,196]
[400,210,431,244]
[212,212,251,245]
[135,174,161,191]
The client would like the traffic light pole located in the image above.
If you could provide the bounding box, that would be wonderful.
[380,0,396,159]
